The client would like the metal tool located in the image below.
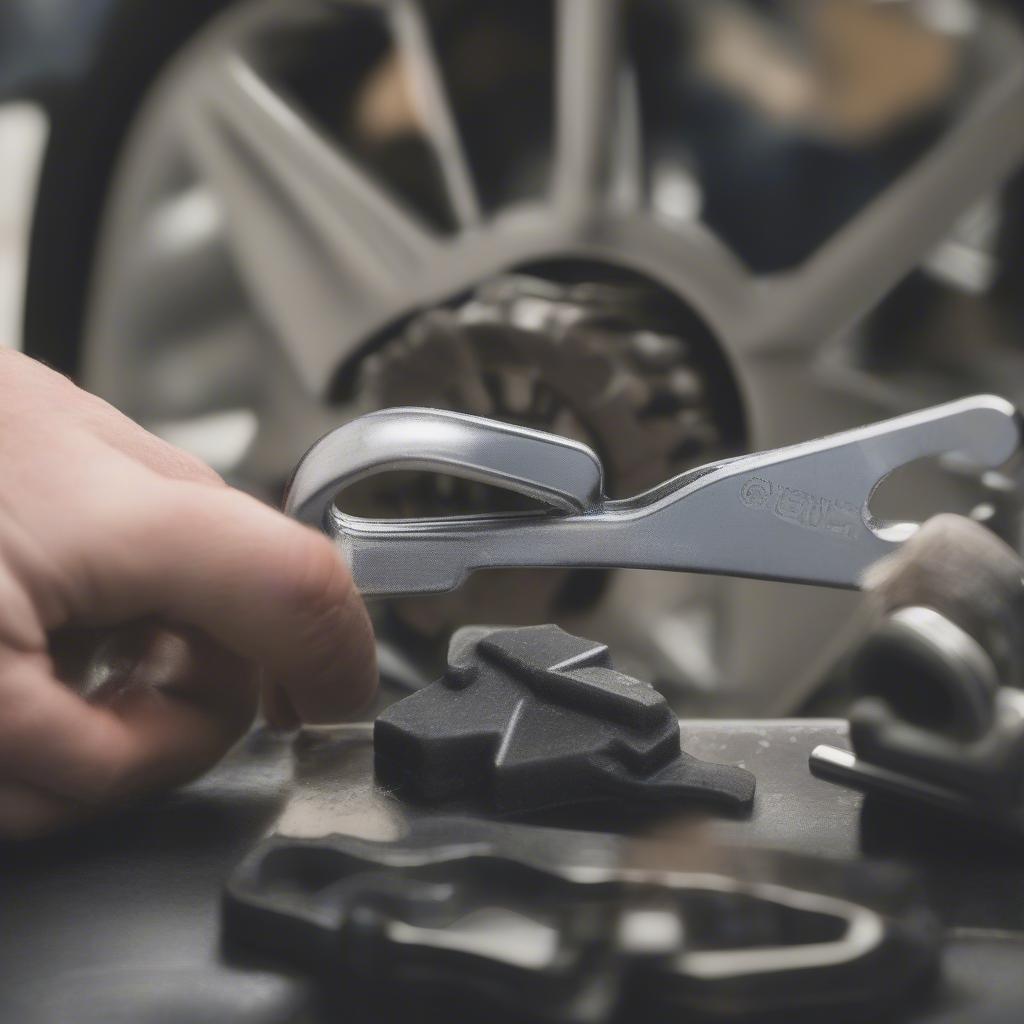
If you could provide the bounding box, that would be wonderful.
[285,395,1021,598]
[225,817,940,1023]
[810,719,1024,839]
[809,514,1024,836]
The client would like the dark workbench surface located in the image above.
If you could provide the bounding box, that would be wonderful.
[1,720,1022,1022]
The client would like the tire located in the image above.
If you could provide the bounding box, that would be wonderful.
[22,0,237,376]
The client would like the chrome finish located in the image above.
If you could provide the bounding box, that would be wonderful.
[287,406,605,521]
[286,395,1020,597]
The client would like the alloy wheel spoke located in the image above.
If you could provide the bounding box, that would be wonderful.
[390,0,482,228]
[744,16,1024,355]
[553,0,624,215]
[608,64,644,211]
[204,54,439,274]
[181,53,443,392]
[134,315,265,422]
[125,187,238,339]
[237,389,345,490]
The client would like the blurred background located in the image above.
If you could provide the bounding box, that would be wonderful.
[2,0,1024,716]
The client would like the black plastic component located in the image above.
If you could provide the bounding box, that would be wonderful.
[223,817,941,1023]
[374,624,755,813]
[811,604,1024,835]
[849,692,1024,812]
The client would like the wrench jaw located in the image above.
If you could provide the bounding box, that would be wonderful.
[858,394,1023,545]
[335,518,472,598]
[668,393,1024,586]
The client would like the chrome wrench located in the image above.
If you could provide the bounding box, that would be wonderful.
[285,395,1021,598]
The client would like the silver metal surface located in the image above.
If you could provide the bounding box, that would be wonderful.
[286,394,1020,597]
[287,406,605,522]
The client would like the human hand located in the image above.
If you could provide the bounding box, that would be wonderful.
[0,349,376,838]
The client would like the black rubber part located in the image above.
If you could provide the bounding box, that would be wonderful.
[223,817,941,1024]
[374,624,755,813]
[849,695,1024,811]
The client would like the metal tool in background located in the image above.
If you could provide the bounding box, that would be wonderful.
[225,818,940,1023]
[286,394,1021,598]
[811,514,1024,835]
